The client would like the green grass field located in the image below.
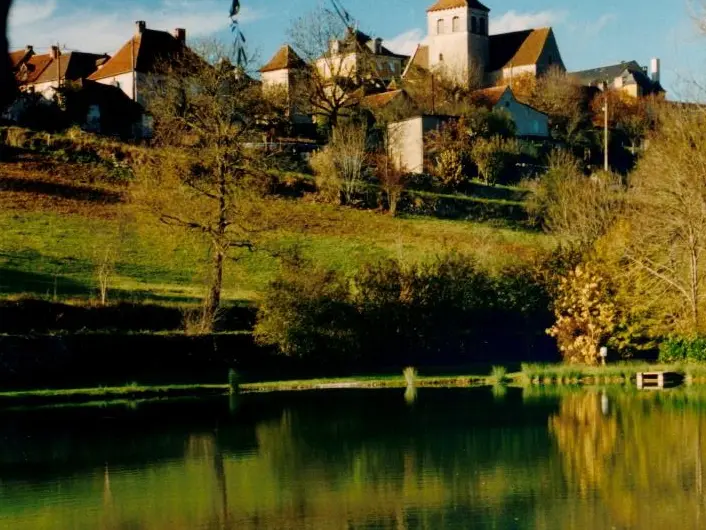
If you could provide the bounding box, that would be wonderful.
[0,133,555,306]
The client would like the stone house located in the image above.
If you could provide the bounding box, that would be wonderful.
[571,60,664,98]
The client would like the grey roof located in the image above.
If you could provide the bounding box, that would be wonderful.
[571,61,643,86]
[571,60,666,94]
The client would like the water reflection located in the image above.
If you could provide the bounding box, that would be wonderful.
[0,388,705,529]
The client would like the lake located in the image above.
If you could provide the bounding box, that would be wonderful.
[0,387,705,529]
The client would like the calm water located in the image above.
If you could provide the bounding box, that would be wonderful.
[1,387,705,529]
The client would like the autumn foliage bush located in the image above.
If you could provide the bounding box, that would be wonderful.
[547,263,618,365]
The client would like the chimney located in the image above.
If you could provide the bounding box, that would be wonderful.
[50,45,60,59]
[172,28,186,43]
[136,20,146,35]
[650,57,661,84]
[375,38,383,55]
[330,38,340,54]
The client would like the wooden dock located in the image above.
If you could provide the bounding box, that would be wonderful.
[636,372,683,390]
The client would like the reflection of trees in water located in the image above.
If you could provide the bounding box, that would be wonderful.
[549,392,618,495]
[550,391,706,529]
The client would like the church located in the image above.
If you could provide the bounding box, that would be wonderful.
[406,0,565,86]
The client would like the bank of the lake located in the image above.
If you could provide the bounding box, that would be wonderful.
[2,361,706,408]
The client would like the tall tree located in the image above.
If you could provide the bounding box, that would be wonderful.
[133,41,278,331]
[622,104,706,334]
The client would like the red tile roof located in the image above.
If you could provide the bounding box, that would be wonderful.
[260,45,306,73]
[16,54,53,84]
[427,0,490,12]
[362,89,407,109]
[89,28,186,81]
[33,52,107,84]
[9,48,33,70]
[471,85,510,108]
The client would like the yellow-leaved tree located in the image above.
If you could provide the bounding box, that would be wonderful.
[548,263,618,365]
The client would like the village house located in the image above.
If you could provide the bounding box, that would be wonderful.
[88,21,187,106]
[571,60,664,98]
[6,21,192,137]
[315,28,409,87]
[12,45,109,98]
[388,85,548,174]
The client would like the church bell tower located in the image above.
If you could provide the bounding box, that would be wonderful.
[426,0,490,85]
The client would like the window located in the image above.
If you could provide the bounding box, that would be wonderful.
[471,16,477,34]
[437,18,445,35]
[479,17,486,36]
[439,53,444,62]
[452,16,461,33]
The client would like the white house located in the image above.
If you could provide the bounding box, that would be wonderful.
[88,21,186,106]
[472,85,548,137]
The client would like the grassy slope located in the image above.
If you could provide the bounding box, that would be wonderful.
[0,142,554,305]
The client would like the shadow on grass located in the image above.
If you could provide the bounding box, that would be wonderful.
[0,297,257,333]
[0,176,122,204]
[0,267,90,298]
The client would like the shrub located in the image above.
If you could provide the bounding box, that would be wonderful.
[256,253,553,365]
[253,254,358,360]
[310,148,341,204]
[658,337,706,363]
[470,136,521,185]
[434,149,465,189]
[547,263,618,365]
[526,149,624,243]
[403,366,418,387]
[490,365,507,384]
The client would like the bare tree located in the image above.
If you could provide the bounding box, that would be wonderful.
[289,8,382,128]
[622,104,706,334]
[133,41,277,331]
[402,62,484,116]
[372,151,407,216]
[531,67,591,148]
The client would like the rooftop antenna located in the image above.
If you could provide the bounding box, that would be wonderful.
[229,0,247,67]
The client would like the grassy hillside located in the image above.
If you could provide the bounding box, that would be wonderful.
[0,129,555,307]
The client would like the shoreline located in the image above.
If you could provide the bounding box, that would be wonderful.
[0,365,703,407]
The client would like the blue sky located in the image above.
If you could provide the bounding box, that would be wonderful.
[8,0,706,99]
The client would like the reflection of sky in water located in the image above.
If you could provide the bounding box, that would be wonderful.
[0,388,705,529]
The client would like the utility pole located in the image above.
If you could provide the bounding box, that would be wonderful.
[131,36,137,101]
[431,73,436,115]
[603,89,609,172]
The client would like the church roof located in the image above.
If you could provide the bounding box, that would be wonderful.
[406,45,430,72]
[427,0,490,12]
[487,28,552,72]
[260,45,306,73]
